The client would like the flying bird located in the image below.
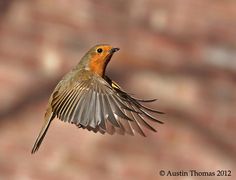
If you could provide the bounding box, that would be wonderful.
[31,44,163,154]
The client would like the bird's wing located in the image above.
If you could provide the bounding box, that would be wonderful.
[50,74,163,136]
[104,76,164,136]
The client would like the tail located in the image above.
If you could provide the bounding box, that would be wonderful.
[31,113,54,154]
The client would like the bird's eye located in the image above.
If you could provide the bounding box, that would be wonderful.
[97,48,103,53]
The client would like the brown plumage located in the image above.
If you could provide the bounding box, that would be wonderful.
[31,44,164,154]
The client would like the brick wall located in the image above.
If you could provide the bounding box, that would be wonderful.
[0,0,235,179]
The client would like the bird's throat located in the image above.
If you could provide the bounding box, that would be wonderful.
[89,59,105,77]
[88,54,112,77]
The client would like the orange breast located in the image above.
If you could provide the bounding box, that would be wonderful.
[89,58,105,76]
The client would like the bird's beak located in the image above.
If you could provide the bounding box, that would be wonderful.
[110,48,120,53]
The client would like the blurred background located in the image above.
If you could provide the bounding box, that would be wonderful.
[0,0,235,179]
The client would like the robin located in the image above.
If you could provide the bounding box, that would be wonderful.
[31,44,163,154]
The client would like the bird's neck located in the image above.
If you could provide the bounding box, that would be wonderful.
[88,59,106,77]
[77,53,111,77]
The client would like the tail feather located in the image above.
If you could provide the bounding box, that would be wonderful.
[31,113,54,154]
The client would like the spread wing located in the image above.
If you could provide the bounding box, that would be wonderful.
[50,74,163,136]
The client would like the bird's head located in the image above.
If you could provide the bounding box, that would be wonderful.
[80,44,119,77]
